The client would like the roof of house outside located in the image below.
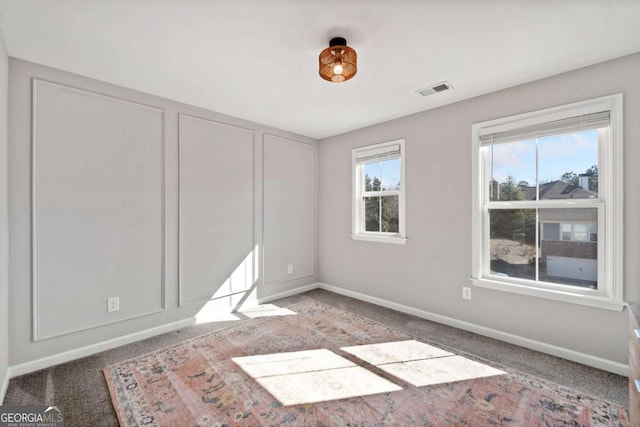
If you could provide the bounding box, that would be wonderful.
[521,181,597,200]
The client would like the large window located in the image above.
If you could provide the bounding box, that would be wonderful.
[352,140,406,244]
[471,95,623,310]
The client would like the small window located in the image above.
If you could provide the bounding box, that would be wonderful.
[352,140,406,244]
[560,223,596,242]
[472,94,623,310]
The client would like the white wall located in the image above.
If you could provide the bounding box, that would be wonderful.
[318,53,640,367]
[8,58,317,367]
[33,80,164,340]
[178,115,255,307]
[6,50,638,378]
[263,134,315,284]
[0,30,9,402]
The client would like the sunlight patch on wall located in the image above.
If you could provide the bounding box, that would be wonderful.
[233,349,401,405]
[342,340,505,387]
[195,301,241,324]
[194,246,264,325]
[210,249,255,300]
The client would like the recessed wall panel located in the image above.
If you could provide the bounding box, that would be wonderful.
[264,135,314,284]
[33,80,164,340]
[179,115,254,306]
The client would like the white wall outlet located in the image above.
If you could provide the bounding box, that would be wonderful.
[107,296,120,312]
[462,287,472,300]
[287,264,293,274]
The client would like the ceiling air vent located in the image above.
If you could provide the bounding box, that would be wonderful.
[416,81,453,97]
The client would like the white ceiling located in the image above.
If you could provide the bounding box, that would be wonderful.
[1,0,639,139]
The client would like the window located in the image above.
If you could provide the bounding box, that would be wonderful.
[352,139,406,244]
[472,94,623,310]
[559,223,596,242]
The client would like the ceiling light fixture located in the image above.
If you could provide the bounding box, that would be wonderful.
[319,37,357,83]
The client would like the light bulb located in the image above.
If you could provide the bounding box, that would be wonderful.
[333,64,344,75]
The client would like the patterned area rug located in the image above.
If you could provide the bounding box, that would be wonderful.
[104,299,628,426]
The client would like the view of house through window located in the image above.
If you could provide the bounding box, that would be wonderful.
[473,95,623,309]
[485,128,600,289]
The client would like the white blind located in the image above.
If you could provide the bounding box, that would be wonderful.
[354,144,401,164]
[479,111,610,146]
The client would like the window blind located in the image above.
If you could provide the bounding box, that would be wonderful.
[354,144,401,164]
[479,111,610,146]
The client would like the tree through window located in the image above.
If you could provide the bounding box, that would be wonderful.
[352,140,406,244]
[471,95,623,310]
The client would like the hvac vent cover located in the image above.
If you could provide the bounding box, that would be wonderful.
[416,81,453,97]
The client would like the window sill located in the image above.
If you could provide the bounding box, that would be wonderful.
[471,277,624,311]
[351,234,407,245]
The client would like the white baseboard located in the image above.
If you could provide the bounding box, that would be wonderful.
[6,281,626,381]
[6,284,323,379]
[0,366,9,404]
[8,317,196,378]
[257,282,321,304]
[317,282,628,376]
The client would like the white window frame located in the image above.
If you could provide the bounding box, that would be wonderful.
[352,139,407,245]
[471,94,623,311]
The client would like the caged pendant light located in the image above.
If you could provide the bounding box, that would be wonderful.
[319,37,357,82]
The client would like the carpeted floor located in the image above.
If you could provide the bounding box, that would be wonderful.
[3,289,628,426]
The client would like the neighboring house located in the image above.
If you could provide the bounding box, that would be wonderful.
[522,178,598,284]
[520,179,597,200]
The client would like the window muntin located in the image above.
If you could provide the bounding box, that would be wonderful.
[488,139,536,202]
[484,127,602,291]
[487,130,599,203]
[364,158,401,191]
[352,140,406,244]
[538,130,599,199]
[489,208,536,282]
[364,195,399,233]
[472,94,623,310]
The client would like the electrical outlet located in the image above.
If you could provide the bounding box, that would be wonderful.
[107,296,120,312]
[287,264,293,274]
[462,287,472,300]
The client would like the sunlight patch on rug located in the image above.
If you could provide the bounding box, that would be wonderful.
[380,355,505,387]
[237,304,297,319]
[195,302,296,324]
[104,299,629,426]
[342,339,453,363]
[342,340,505,387]
[233,349,401,405]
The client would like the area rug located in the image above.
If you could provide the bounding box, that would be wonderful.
[104,299,628,426]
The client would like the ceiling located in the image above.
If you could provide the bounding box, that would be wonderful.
[1,1,639,139]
